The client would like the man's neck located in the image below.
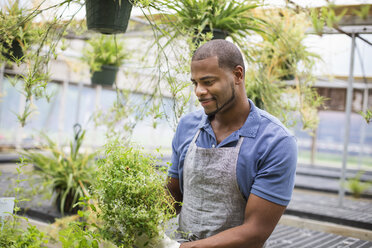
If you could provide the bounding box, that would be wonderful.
[210,98,250,144]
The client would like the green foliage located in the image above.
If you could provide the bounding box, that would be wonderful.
[82,35,130,72]
[0,0,86,126]
[160,0,263,44]
[310,4,350,35]
[243,9,323,131]
[0,219,49,248]
[92,140,175,247]
[0,1,39,63]
[58,213,100,248]
[22,130,96,215]
[352,5,371,20]
[0,161,49,248]
[345,171,372,198]
[360,109,372,124]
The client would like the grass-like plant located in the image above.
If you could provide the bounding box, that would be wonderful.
[360,109,372,124]
[159,0,264,43]
[243,8,324,132]
[92,140,175,247]
[345,171,372,198]
[22,130,96,215]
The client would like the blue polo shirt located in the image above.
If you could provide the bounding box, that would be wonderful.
[168,99,297,206]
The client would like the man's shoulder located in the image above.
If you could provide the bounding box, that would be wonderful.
[256,108,294,138]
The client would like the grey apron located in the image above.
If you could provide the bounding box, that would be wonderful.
[177,129,247,241]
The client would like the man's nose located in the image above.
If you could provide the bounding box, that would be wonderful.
[195,84,207,97]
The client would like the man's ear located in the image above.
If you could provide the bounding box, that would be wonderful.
[233,65,244,85]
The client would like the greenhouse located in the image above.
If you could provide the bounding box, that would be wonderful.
[0,0,371,247]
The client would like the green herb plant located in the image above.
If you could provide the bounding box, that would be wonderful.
[22,129,96,215]
[57,210,101,248]
[92,140,176,247]
[0,161,49,247]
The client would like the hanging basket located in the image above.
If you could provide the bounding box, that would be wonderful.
[204,27,229,40]
[91,65,119,86]
[193,27,229,47]
[85,0,133,34]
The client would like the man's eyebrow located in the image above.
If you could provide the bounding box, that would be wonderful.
[190,76,217,82]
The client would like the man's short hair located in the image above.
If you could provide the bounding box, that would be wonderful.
[192,39,245,73]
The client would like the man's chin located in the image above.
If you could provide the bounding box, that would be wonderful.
[204,108,217,117]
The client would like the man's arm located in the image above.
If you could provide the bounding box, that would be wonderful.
[180,193,285,248]
[166,177,183,215]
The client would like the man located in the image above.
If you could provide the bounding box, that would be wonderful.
[167,40,297,248]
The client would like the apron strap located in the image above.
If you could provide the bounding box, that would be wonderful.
[191,129,201,145]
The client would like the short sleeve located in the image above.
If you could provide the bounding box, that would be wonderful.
[250,136,297,206]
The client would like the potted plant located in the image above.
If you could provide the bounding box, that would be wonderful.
[91,140,175,247]
[82,35,130,87]
[22,128,96,215]
[160,0,264,45]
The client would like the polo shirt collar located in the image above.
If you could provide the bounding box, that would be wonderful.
[196,98,261,138]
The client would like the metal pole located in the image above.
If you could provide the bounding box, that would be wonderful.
[358,87,369,169]
[339,33,356,207]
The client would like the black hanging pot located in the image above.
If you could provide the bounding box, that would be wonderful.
[193,26,229,47]
[1,38,24,62]
[203,27,229,40]
[86,0,133,34]
[91,65,119,86]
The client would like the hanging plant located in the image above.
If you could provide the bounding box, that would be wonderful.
[159,0,264,47]
[82,35,130,86]
[243,8,324,132]
[0,1,39,63]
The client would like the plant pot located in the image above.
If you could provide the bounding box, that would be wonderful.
[0,197,15,218]
[56,191,81,214]
[1,39,24,62]
[204,27,229,40]
[193,27,229,47]
[91,65,119,86]
[279,74,295,81]
[86,0,133,34]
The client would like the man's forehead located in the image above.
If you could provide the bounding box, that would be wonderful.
[191,55,218,64]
